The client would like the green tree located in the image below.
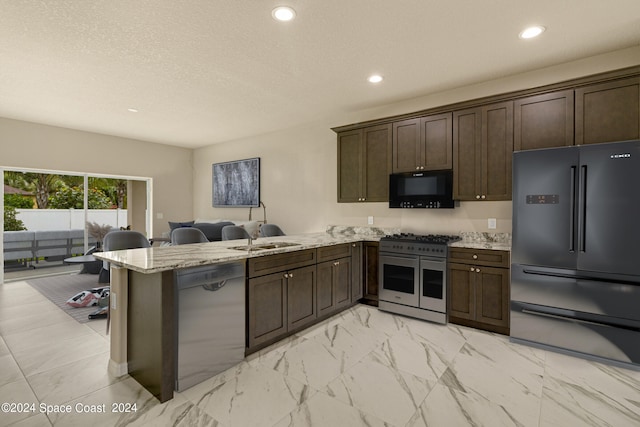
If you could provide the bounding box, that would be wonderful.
[49,187,112,209]
[5,171,126,209]
[6,172,62,209]
[4,194,34,209]
[4,206,26,231]
[89,177,127,209]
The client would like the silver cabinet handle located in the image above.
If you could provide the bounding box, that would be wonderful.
[475,268,481,273]
[472,254,478,260]
[481,195,486,199]
[284,273,289,278]
[470,267,475,272]
[476,195,481,199]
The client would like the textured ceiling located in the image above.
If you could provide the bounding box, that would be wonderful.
[0,0,639,148]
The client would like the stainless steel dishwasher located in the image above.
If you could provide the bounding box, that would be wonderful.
[175,261,245,391]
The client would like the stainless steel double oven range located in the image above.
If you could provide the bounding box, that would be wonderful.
[378,233,460,324]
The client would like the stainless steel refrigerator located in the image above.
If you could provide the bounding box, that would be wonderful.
[511,139,640,367]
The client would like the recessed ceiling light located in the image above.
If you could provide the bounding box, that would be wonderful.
[367,74,384,83]
[519,26,546,39]
[272,6,296,22]
[127,108,139,113]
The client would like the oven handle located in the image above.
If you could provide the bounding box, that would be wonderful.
[379,253,420,264]
[419,257,447,270]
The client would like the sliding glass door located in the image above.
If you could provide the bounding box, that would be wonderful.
[1,167,152,284]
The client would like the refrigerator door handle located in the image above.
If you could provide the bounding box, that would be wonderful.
[579,165,588,253]
[569,166,577,252]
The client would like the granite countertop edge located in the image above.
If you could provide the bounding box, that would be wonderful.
[93,229,390,274]
[450,231,512,251]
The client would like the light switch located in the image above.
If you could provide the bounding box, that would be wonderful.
[488,218,497,229]
[367,216,374,225]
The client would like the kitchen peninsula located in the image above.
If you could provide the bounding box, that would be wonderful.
[94,226,394,402]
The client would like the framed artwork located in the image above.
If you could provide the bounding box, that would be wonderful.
[212,158,260,207]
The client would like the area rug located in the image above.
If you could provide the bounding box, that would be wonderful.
[26,273,104,324]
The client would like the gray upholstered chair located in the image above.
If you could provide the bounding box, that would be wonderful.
[193,221,234,241]
[171,227,208,245]
[221,225,252,241]
[259,224,286,237]
[100,230,151,283]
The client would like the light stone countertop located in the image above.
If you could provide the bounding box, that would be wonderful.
[450,232,512,251]
[94,227,395,274]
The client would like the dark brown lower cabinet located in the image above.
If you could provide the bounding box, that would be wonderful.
[247,272,288,350]
[351,242,363,302]
[247,264,317,350]
[247,242,381,353]
[317,257,351,318]
[362,242,379,305]
[287,265,317,330]
[448,248,510,335]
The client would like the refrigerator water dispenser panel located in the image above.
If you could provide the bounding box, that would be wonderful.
[526,195,559,204]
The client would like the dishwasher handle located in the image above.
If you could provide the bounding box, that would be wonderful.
[176,262,245,291]
[203,280,227,291]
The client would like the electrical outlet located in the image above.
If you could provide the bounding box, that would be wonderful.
[367,216,374,225]
[488,218,497,229]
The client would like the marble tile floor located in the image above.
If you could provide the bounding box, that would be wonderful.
[1,279,640,427]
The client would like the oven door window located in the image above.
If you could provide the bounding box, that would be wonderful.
[379,255,419,307]
[419,257,447,313]
[384,264,416,293]
[422,269,443,299]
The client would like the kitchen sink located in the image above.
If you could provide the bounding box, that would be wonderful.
[229,242,301,251]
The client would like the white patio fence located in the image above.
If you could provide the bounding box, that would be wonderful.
[14,209,128,231]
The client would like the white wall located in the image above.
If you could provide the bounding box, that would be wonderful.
[193,46,640,235]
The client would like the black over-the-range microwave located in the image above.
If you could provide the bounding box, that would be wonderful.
[388,170,454,208]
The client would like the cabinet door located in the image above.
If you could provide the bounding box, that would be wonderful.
[316,260,335,317]
[351,242,363,302]
[362,124,392,202]
[317,257,352,317]
[514,90,574,150]
[422,112,453,170]
[482,101,513,201]
[453,108,482,200]
[475,266,510,329]
[334,257,352,311]
[448,262,475,320]
[337,129,363,202]
[363,242,379,304]
[287,265,317,331]
[575,77,640,145]
[393,118,421,173]
[248,273,287,349]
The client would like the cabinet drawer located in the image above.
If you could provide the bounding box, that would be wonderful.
[317,244,351,263]
[248,249,316,278]
[448,247,509,268]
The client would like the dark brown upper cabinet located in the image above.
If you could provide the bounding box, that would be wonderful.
[392,113,452,173]
[575,77,640,145]
[337,124,392,203]
[453,101,513,201]
[514,90,574,151]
